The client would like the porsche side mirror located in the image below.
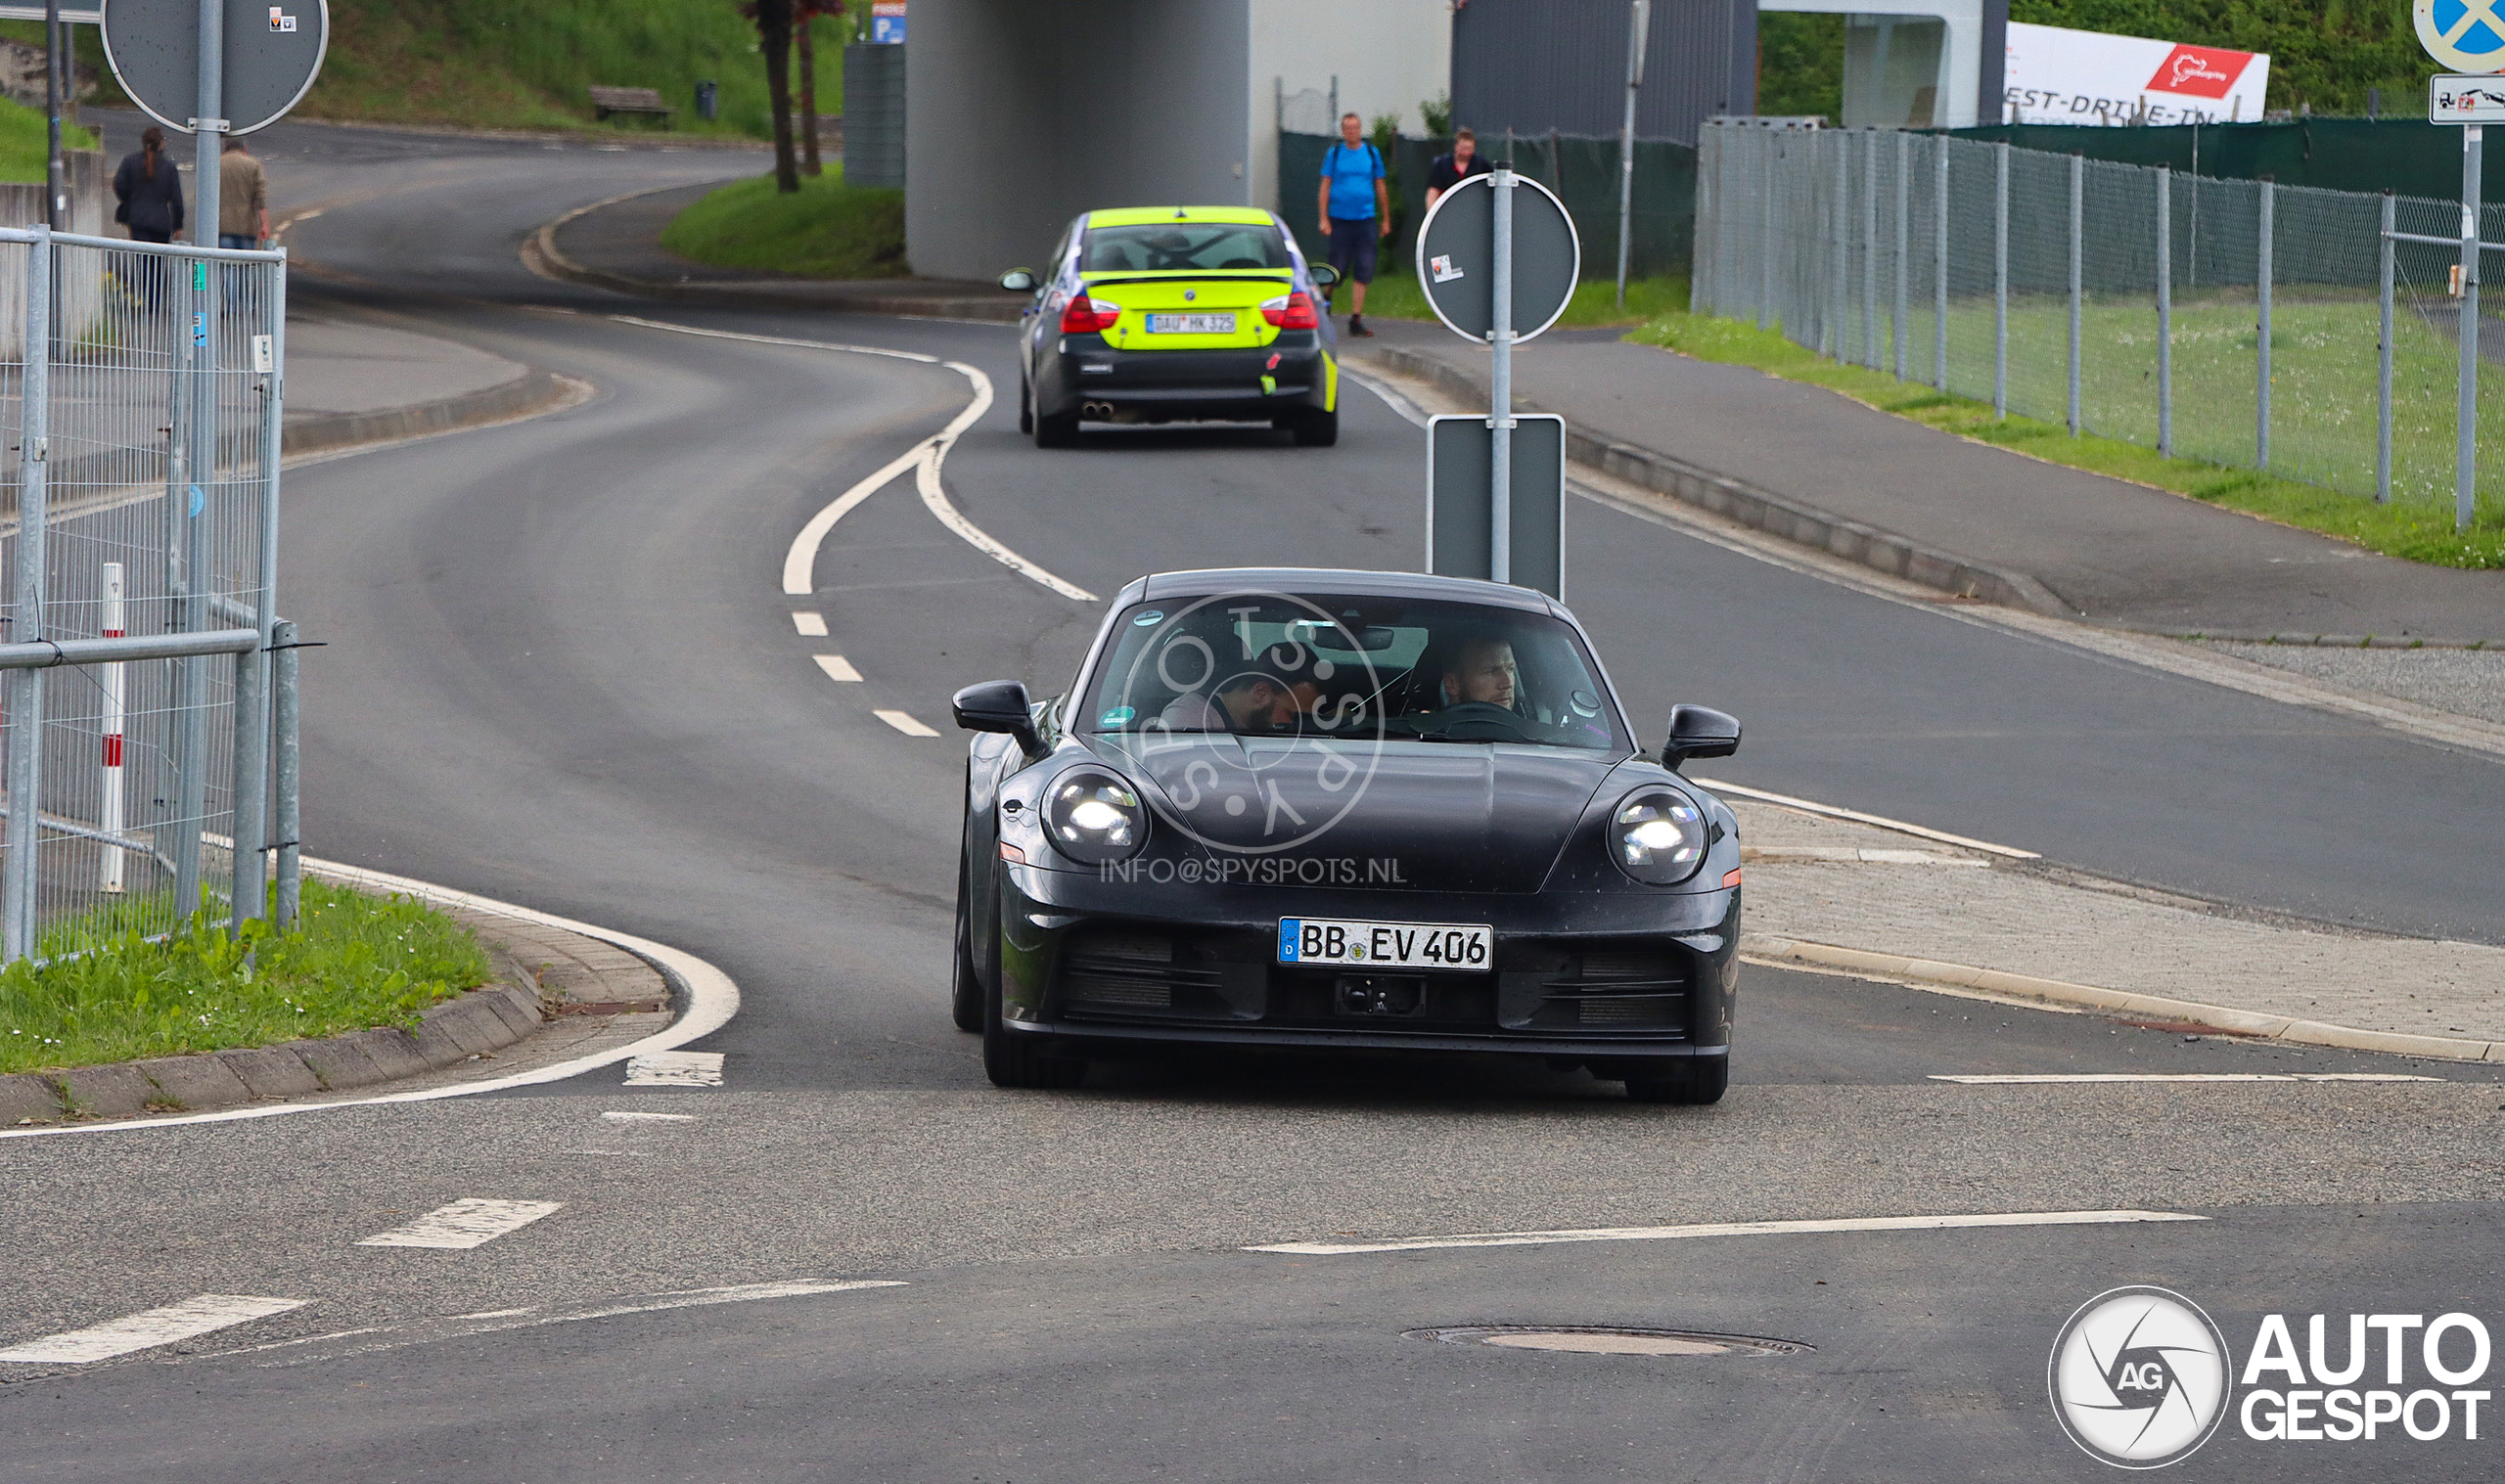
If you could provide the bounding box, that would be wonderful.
[953,680,1041,755]
[1308,264,1340,290]
[999,268,1037,292]
[1662,704,1741,771]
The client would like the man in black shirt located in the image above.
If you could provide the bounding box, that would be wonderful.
[1426,128,1492,211]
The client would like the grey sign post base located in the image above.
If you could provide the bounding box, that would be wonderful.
[1428,414,1565,598]
[1411,161,1580,596]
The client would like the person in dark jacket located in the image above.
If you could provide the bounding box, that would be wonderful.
[113,126,184,309]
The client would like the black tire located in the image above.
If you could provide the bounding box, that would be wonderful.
[982,976,1086,1089]
[1018,376,1034,434]
[1624,1056,1728,1105]
[1034,409,1078,449]
[1292,406,1339,447]
[950,858,983,1034]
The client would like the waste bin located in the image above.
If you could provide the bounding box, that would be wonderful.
[695,79,718,122]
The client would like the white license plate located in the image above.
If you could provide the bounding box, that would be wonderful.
[1278,918,1493,972]
[1146,312,1236,335]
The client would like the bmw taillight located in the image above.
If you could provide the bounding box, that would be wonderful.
[1060,294,1121,334]
[1260,291,1319,331]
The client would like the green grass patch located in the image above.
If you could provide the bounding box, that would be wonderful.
[1354,269,1693,330]
[0,880,493,1076]
[0,94,95,184]
[1631,309,2505,569]
[659,166,907,279]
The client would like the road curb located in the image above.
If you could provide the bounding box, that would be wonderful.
[282,366,584,461]
[1351,342,2073,619]
[1741,932,2505,1064]
[523,189,1023,322]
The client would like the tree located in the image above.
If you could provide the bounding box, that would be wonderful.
[797,1,829,176]
[745,0,801,193]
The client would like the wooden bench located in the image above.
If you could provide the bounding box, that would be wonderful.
[589,86,673,127]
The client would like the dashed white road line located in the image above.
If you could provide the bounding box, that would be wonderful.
[0,1295,309,1365]
[1931,1072,2442,1085]
[603,1109,699,1122]
[813,653,864,682]
[792,611,828,636]
[624,1049,725,1086]
[358,1198,565,1250]
[1247,1208,2207,1255]
[601,316,1093,602]
[875,708,941,738]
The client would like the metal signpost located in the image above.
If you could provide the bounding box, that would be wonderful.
[2416,0,2505,530]
[1412,166,1579,597]
[1614,0,1649,309]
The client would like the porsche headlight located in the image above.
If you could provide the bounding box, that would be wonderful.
[1045,772,1147,865]
[1611,788,1708,885]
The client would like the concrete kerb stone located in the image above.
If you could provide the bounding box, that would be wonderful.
[130,1054,254,1112]
[1743,932,2505,1064]
[287,1036,387,1093]
[280,368,584,462]
[1354,342,2073,619]
[0,1071,68,1124]
[214,1045,324,1100]
[59,1061,162,1118]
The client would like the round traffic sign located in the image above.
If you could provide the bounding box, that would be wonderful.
[1412,171,1580,345]
[2418,0,2505,74]
[103,0,330,136]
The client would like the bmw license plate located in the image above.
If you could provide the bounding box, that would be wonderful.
[1146,312,1235,334]
[1279,918,1493,972]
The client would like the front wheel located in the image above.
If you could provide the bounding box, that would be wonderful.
[1018,375,1034,434]
[1624,1056,1727,1105]
[950,858,983,1033]
[982,982,1087,1089]
[1292,406,1338,447]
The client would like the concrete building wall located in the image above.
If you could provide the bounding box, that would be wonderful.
[906,0,1252,281]
[1245,0,1453,213]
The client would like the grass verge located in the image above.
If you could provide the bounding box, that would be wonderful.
[0,95,95,184]
[1351,269,1691,330]
[659,166,907,280]
[0,879,492,1075]
[1631,310,2505,571]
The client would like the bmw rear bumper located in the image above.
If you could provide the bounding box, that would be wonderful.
[1035,333,1332,423]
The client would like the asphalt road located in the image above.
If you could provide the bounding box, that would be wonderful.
[3,119,2501,1482]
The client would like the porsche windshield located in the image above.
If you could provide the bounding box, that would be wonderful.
[1082,595,1628,751]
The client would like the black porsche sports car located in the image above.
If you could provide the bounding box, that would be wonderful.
[948,568,1744,1102]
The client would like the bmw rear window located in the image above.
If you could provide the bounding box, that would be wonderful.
[1082,223,1292,273]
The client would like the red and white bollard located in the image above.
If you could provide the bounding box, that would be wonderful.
[100,562,125,894]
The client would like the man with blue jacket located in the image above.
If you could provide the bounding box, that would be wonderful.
[1314,112,1390,337]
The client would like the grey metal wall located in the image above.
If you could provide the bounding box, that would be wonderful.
[1449,0,1754,148]
[843,44,907,190]
[905,0,1252,282]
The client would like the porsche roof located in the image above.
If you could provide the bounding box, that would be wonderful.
[1128,567,1564,614]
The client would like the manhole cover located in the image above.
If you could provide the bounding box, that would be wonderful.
[1409,1326,1810,1357]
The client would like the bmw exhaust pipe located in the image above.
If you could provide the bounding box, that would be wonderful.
[1082,400,1115,420]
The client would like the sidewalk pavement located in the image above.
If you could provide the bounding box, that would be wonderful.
[1727,796,2505,1061]
[1352,319,2505,645]
[537,181,1019,321]
[278,305,576,458]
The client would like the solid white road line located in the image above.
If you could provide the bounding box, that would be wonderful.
[602,316,1092,602]
[0,1295,309,1365]
[1247,1208,2207,1256]
[1930,1072,2442,1084]
[0,857,742,1142]
[602,1109,699,1122]
[875,708,941,738]
[624,1050,724,1087]
[813,653,863,682]
[358,1198,565,1250]
[792,611,828,636]
[1688,776,2040,860]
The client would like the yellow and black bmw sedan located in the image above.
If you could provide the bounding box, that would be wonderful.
[1000,205,1341,448]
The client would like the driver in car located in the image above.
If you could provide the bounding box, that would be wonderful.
[1157,666,1321,734]
[1438,635,1521,711]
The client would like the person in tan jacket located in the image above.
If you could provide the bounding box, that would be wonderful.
[218,137,268,249]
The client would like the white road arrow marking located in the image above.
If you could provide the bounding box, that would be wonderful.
[0,1295,309,1365]
[358,1198,565,1250]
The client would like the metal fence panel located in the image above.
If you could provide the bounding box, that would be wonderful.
[1696,120,2494,526]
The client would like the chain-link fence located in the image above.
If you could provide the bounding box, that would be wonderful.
[1694,120,2500,526]
[0,225,297,965]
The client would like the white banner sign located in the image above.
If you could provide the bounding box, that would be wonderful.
[2433,73,2505,121]
[2004,22,2270,127]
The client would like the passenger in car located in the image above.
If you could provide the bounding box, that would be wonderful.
[1155,667,1320,734]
